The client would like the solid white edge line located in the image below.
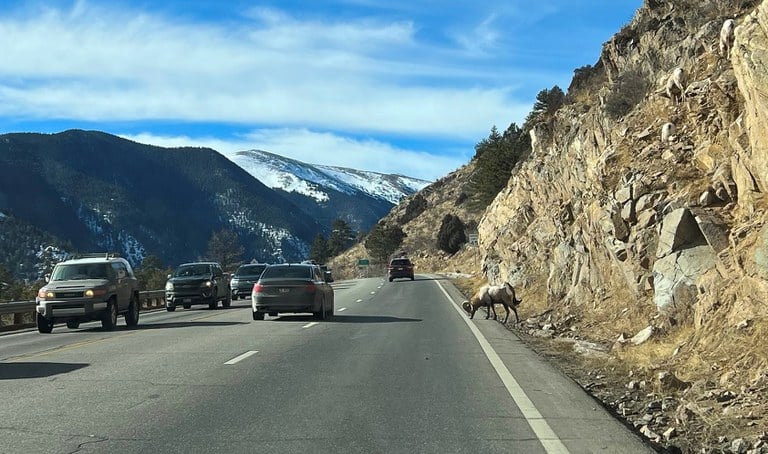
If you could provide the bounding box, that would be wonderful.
[224,350,258,365]
[435,280,570,454]
[302,322,319,329]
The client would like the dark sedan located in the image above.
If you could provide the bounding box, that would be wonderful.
[251,263,334,320]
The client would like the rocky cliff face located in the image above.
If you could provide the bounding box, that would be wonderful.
[477,0,768,447]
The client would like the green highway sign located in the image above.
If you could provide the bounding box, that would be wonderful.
[357,258,370,267]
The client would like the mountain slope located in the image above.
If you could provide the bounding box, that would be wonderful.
[0,130,321,276]
[226,150,429,231]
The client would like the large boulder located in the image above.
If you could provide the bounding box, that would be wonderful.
[656,208,706,258]
[652,246,716,311]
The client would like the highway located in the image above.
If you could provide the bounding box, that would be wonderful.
[0,276,654,453]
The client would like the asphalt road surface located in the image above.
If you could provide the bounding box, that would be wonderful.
[0,275,655,453]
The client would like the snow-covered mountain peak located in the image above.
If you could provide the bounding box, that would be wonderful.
[227,150,429,205]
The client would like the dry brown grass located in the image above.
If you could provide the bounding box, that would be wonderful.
[451,275,485,300]
[616,323,696,374]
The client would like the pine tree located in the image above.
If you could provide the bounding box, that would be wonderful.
[310,234,330,263]
[327,219,354,256]
[437,215,466,254]
[524,85,565,129]
[135,255,171,291]
[205,229,244,272]
[364,224,406,263]
[466,123,530,208]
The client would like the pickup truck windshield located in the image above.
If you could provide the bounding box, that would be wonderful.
[174,264,211,277]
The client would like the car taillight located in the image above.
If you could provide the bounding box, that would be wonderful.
[305,282,316,293]
[253,283,263,293]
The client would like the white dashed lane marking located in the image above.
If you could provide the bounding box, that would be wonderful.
[435,281,569,454]
[224,350,258,365]
[338,307,347,312]
[302,322,319,329]
[355,299,363,303]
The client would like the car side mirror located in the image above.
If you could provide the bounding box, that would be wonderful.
[45,273,51,283]
[167,274,172,279]
[324,271,334,283]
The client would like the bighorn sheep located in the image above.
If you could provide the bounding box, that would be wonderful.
[661,122,676,143]
[720,19,735,59]
[462,282,522,324]
[665,67,686,104]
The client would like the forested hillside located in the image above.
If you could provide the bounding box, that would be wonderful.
[0,130,321,279]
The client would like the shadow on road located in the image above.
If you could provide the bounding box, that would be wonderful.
[78,321,249,332]
[388,275,449,283]
[0,362,88,380]
[330,315,422,323]
[271,314,421,324]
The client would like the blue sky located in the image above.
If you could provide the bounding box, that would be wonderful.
[0,0,641,180]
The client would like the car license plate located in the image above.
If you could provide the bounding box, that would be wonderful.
[279,288,290,293]
[183,298,192,303]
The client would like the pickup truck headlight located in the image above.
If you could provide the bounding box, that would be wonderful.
[165,282,174,291]
[37,289,54,299]
[202,281,213,288]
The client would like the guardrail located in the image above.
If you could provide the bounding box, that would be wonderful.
[0,290,167,332]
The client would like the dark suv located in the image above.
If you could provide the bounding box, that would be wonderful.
[165,262,231,311]
[35,254,140,333]
[230,263,268,300]
[388,257,414,282]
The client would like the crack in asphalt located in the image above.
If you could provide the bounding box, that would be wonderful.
[0,427,150,453]
[67,435,110,454]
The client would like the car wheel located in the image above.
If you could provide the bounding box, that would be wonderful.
[326,301,334,317]
[222,289,231,308]
[410,276,414,281]
[101,300,118,331]
[166,300,176,312]
[37,313,54,334]
[388,277,393,282]
[66,320,80,329]
[125,294,140,327]
[182,303,191,309]
[208,297,217,310]
[252,311,265,321]
[314,298,327,320]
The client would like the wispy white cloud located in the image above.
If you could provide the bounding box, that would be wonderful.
[0,0,640,180]
[454,13,501,54]
[121,129,470,181]
[0,1,528,139]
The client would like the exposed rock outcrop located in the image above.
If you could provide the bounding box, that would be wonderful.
[475,0,768,448]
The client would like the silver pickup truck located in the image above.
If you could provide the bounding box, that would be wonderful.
[35,253,140,333]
